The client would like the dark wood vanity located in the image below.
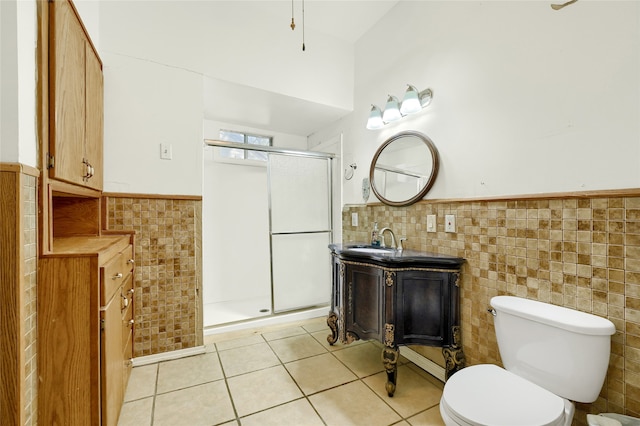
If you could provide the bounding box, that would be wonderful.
[327,243,465,396]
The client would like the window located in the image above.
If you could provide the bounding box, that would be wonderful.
[218,130,272,162]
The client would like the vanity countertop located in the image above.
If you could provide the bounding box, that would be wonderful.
[329,243,464,269]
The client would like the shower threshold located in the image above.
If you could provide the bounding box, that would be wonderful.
[203,304,329,337]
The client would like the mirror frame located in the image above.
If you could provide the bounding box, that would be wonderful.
[369,131,439,207]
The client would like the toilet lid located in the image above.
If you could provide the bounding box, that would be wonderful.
[441,364,566,426]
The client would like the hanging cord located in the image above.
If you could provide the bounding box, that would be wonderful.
[302,0,306,51]
[290,0,295,30]
[551,0,578,10]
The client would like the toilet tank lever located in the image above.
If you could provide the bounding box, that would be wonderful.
[488,308,496,317]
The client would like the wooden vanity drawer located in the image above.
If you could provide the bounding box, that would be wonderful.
[122,301,133,351]
[120,274,134,312]
[101,244,134,305]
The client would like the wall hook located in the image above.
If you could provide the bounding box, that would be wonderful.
[345,163,357,180]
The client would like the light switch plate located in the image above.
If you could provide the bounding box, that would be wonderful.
[160,143,173,160]
[427,215,436,233]
[351,212,358,227]
[445,214,456,233]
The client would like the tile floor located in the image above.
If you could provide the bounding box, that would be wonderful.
[118,317,446,426]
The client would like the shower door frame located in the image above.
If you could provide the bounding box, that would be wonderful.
[204,139,335,316]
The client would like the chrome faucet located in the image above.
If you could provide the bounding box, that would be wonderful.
[379,227,397,249]
[379,228,407,251]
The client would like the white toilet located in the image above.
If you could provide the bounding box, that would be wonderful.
[440,296,616,426]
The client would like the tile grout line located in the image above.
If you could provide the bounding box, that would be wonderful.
[149,362,159,426]
[213,341,242,425]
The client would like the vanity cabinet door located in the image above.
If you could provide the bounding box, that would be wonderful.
[395,270,451,346]
[345,263,385,341]
[101,292,124,426]
[49,0,103,190]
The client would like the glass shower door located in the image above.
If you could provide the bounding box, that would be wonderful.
[269,153,332,313]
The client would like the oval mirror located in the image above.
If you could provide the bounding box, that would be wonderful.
[369,131,439,207]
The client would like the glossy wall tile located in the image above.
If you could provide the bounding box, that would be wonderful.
[342,196,640,423]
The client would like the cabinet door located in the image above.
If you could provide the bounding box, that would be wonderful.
[345,264,384,341]
[84,42,104,190]
[50,0,86,187]
[395,271,449,346]
[101,293,124,426]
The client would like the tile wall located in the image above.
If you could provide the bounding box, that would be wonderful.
[342,195,640,424]
[106,196,203,357]
[23,174,38,426]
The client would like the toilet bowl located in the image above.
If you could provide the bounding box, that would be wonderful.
[440,296,615,426]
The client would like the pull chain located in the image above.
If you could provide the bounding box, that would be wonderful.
[302,0,306,51]
[290,0,295,30]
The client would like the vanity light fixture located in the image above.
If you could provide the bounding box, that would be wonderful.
[400,85,433,115]
[366,105,385,130]
[382,96,402,123]
[366,84,433,130]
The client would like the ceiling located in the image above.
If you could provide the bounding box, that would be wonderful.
[203,0,400,137]
[253,0,400,43]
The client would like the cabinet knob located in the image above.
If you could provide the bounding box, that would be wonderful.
[129,319,135,325]
[128,288,134,295]
[127,259,135,265]
[113,272,123,280]
[121,294,129,308]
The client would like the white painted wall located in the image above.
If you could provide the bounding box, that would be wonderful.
[0,0,38,167]
[102,52,204,195]
[310,1,640,205]
[98,1,353,195]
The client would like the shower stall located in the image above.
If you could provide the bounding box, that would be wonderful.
[202,140,335,328]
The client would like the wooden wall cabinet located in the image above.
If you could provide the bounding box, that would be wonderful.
[49,0,103,191]
[38,3,133,424]
[38,236,134,425]
[328,244,466,396]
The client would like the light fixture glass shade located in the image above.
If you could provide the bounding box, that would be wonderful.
[400,85,422,115]
[366,105,385,129]
[382,96,402,122]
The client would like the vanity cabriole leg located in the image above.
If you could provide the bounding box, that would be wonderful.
[327,312,338,345]
[382,323,398,396]
[442,325,466,379]
[382,345,399,397]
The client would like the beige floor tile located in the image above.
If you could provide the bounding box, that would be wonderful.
[302,317,330,333]
[309,380,401,426]
[262,326,307,341]
[332,342,386,377]
[215,334,265,351]
[219,342,280,377]
[117,397,153,426]
[310,329,367,352]
[285,353,358,395]
[269,334,328,363]
[363,365,443,418]
[407,405,445,426]
[123,364,157,402]
[406,363,444,391]
[240,398,325,426]
[153,380,235,426]
[156,352,223,394]
[227,365,303,417]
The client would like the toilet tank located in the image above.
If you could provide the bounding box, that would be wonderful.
[491,296,615,403]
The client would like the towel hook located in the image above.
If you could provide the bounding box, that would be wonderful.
[345,163,357,180]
